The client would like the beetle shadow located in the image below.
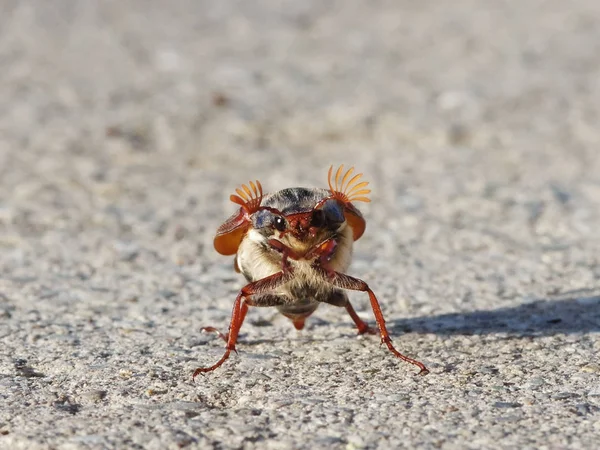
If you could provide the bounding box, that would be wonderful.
[389,293,600,337]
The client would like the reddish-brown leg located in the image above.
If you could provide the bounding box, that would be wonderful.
[201,302,249,342]
[306,238,376,335]
[201,327,227,342]
[193,270,291,378]
[326,271,429,375]
[305,238,337,276]
[344,302,377,335]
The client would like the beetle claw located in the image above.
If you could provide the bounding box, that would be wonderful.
[201,327,228,342]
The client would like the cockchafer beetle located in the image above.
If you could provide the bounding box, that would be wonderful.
[194,165,428,377]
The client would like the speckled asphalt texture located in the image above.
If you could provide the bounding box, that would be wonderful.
[1,1,600,449]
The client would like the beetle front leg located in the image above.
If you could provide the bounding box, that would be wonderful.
[193,270,292,378]
[323,270,429,375]
[267,239,302,272]
[304,237,338,278]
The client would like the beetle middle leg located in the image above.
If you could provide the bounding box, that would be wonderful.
[193,270,292,378]
[344,301,378,335]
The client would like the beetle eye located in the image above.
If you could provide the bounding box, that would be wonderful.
[273,216,286,231]
[322,199,345,225]
[311,209,325,227]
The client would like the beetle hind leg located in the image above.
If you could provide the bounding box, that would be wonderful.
[322,291,377,335]
[344,301,378,335]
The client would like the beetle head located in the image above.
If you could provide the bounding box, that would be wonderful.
[252,195,346,245]
[213,165,370,255]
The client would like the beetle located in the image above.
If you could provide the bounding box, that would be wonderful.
[193,165,429,377]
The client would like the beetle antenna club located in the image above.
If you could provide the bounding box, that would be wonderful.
[328,164,372,204]
[230,180,263,213]
[194,165,429,378]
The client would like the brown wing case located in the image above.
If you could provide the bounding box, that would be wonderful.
[213,180,263,255]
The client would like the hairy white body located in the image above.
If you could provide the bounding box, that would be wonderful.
[236,222,354,312]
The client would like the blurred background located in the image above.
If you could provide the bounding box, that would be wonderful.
[2,0,600,448]
[2,0,599,302]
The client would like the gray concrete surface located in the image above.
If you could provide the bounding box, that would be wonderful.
[1,0,600,448]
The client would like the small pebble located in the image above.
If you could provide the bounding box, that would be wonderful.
[493,402,522,408]
[119,370,133,379]
[146,388,168,396]
[553,392,578,400]
[528,378,546,388]
[581,364,600,374]
[82,390,107,403]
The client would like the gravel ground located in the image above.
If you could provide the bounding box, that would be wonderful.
[1,1,600,449]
